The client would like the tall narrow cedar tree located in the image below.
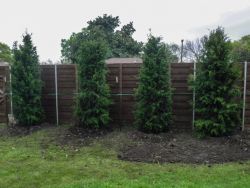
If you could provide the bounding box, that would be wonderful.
[12,33,43,126]
[75,39,111,128]
[135,35,172,133]
[194,27,241,136]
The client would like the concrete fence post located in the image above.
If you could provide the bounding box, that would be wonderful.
[242,61,247,131]
[55,64,59,126]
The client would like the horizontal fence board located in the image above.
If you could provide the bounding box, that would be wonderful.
[121,64,141,68]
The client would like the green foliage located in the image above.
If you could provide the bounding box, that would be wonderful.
[135,35,172,133]
[61,27,108,63]
[193,27,241,137]
[75,39,111,129]
[112,22,143,57]
[231,35,250,62]
[12,32,43,126]
[61,14,142,63]
[0,42,13,63]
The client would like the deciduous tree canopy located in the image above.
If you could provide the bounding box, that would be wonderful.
[0,42,13,63]
[61,14,143,63]
[231,35,250,62]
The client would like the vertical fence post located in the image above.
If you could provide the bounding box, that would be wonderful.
[192,62,196,129]
[55,64,59,126]
[242,61,247,131]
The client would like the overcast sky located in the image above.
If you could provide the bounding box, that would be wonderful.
[1,0,250,62]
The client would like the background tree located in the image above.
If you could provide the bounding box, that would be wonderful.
[61,27,108,63]
[193,27,241,137]
[12,32,43,126]
[168,43,181,63]
[87,14,120,46]
[112,22,143,57]
[75,38,111,128]
[135,35,172,133]
[0,42,13,63]
[184,37,205,62]
[61,14,142,63]
[231,35,250,62]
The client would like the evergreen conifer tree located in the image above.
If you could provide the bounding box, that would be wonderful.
[135,35,172,133]
[194,27,241,136]
[75,39,111,128]
[12,32,43,126]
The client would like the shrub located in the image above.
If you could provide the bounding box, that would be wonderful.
[12,32,43,126]
[193,27,241,137]
[75,39,111,128]
[135,35,172,133]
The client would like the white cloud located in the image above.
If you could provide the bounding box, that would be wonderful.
[192,7,250,41]
[0,0,250,61]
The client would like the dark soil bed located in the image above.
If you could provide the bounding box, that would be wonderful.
[56,126,110,147]
[0,123,55,137]
[118,130,250,164]
[2,123,250,164]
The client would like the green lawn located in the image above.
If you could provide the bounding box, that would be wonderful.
[0,124,249,188]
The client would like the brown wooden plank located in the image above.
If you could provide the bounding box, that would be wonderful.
[121,63,142,68]
[122,67,140,74]
[171,63,194,68]
[107,64,120,68]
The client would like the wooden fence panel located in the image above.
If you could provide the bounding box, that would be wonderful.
[244,63,250,130]
[57,65,77,124]
[41,63,194,129]
[171,63,193,130]
[0,66,9,123]
[107,64,120,125]
[41,65,56,123]
[1,61,248,131]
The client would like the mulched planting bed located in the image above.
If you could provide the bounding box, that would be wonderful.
[118,130,250,164]
[0,123,55,137]
[56,126,111,148]
[1,123,250,164]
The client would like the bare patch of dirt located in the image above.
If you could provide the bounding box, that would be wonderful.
[118,130,250,164]
[0,123,55,137]
[56,126,111,148]
[2,122,250,164]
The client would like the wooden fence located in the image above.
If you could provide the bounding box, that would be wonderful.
[107,61,194,130]
[0,65,10,123]
[1,61,249,130]
[41,65,77,124]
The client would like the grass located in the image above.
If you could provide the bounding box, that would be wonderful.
[0,124,250,188]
